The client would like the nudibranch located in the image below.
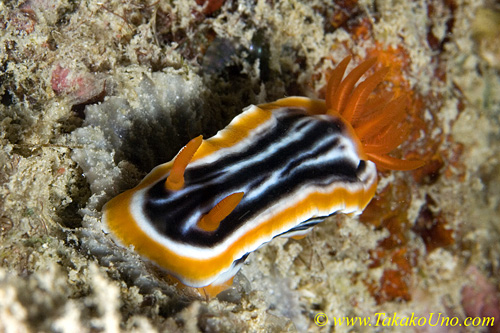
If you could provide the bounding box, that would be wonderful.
[102,56,424,295]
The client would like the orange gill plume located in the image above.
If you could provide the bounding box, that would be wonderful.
[326,56,424,171]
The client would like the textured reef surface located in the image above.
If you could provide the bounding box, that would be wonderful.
[1,0,499,332]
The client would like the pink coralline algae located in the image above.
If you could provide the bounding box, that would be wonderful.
[461,266,500,332]
[51,65,106,106]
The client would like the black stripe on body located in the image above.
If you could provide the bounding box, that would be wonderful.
[273,216,328,238]
[143,107,369,247]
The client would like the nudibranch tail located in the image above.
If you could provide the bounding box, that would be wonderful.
[165,135,203,191]
[197,192,245,232]
[327,56,424,171]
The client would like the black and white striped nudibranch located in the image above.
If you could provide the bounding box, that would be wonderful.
[102,56,424,296]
